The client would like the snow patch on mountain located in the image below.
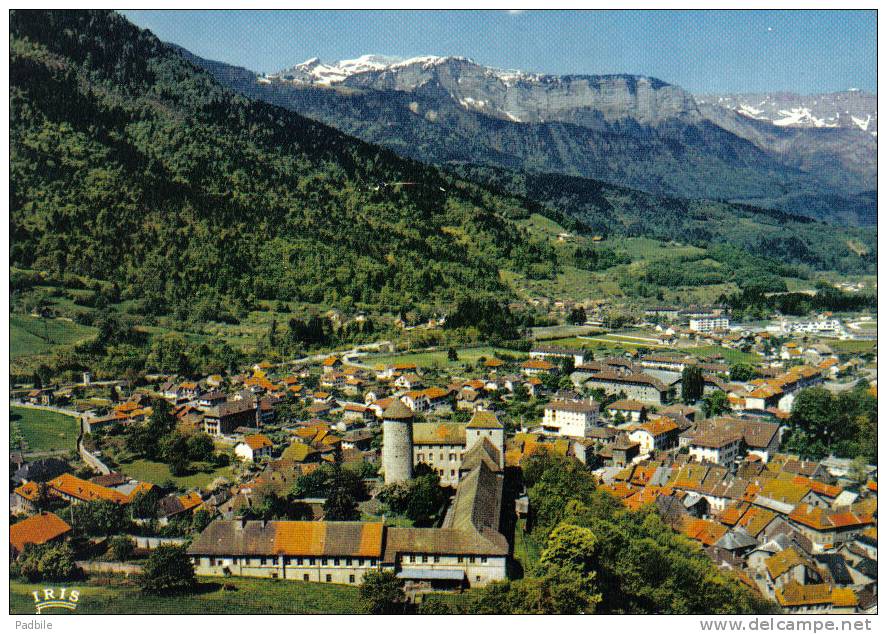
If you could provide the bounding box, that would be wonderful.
[851,114,872,131]
[271,54,468,86]
[772,107,838,128]
[698,90,877,135]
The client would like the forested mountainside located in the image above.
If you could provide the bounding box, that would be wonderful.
[9,10,559,320]
[448,165,876,275]
[183,49,876,226]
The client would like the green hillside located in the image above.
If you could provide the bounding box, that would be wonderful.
[451,165,876,275]
[10,314,97,358]
[10,10,557,323]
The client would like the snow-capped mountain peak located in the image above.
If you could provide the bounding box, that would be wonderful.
[271,54,462,86]
[697,91,877,136]
[262,54,697,126]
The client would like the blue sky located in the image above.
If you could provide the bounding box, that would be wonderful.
[121,9,876,94]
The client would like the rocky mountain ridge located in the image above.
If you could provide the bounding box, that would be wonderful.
[697,90,877,136]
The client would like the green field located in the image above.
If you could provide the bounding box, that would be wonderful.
[9,576,361,614]
[679,346,762,365]
[10,314,97,359]
[10,406,79,454]
[367,346,526,369]
[542,334,668,352]
[602,237,706,262]
[829,339,877,355]
[518,213,570,237]
[501,235,744,305]
[118,459,236,489]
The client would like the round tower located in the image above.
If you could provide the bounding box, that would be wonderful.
[382,399,414,484]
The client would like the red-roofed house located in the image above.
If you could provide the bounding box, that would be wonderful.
[10,512,72,556]
[235,434,274,462]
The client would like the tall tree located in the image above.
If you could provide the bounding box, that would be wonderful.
[139,545,196,595]
[681,366,704,403]
[702,390,729,418]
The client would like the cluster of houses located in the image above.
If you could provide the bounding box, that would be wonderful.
[9,334,877,612]
[10,462,210,557]
[597,453,877,613]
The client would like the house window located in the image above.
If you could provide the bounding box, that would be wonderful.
[326,574,332,583]
[308,558,315,566]
[322,558,328,566]
[409,555,415,563]
[449,453,456,461]
[439,453,444,461]
[418,453,424,461]
[476,576,481,582]
[451,470,456,477]
[346,558,352,567]
[304,574,310,581]
[297,558,303,566]
[349,575,355,584]
[433,556,440,563]
[457,556,463,563]
[334,558,340,567]
[209,558,216,566]
[422,555,428,563]
[469,556,475,563]
[481,557,487,564]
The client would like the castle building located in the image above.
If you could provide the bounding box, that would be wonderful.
[382,400,415,484]
[383,407,505,487]
[188,454,509,589]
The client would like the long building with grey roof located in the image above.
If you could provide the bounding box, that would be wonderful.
[188,452,509,589]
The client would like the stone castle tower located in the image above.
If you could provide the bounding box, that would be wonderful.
[465,410,506,469]
[382,399,414,484]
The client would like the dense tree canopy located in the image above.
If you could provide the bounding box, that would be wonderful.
[431,453,776,614]
[139,545,196,595]
[10,9,561,332]
[785,384,876,461]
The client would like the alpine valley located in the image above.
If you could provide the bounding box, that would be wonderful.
[5,9,881,619]
[8,9,876,380]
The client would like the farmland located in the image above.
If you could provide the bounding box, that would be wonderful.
[10,314,98,359]
[10,405,79,454]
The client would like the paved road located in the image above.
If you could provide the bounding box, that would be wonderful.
[266,340,393,370]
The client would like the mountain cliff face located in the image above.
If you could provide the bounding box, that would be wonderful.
[277,55,700,126]
[193,52,875,225]
[697,102,876,211]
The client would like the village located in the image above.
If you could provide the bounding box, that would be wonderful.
[9,304,878,614]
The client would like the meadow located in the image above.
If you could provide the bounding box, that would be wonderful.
[366,346,526,369]
[118,458,236,490]
[829,339,877,355]
[9,576,361,614]
[10,405,79,454]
